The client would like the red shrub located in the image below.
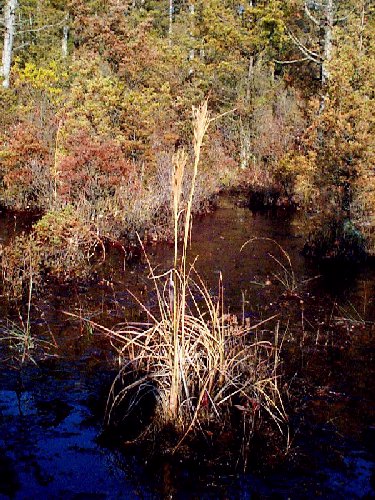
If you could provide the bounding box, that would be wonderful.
[1,122,52,209]
[57,132,133,203]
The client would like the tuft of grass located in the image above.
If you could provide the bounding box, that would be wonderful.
[0,256,57,366]
[241,237,320,296]
[93,101,288,465]
[241,237,298,294]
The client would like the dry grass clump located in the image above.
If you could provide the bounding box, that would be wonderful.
[98,102,288,465]
[105,270,286,454]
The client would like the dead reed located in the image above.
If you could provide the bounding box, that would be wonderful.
[98,101,288,464]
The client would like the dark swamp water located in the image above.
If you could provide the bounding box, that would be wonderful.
[0,196,374,499]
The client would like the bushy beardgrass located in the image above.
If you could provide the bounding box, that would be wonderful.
[98,102,288,467]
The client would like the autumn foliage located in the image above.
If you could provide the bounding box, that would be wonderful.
[57,132,133,203]
[0,0,374,262]
[1,122,52,209]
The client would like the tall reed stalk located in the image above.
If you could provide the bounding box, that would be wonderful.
[169,101,211,420]
[21,251,33,364]
[100,101,287,459]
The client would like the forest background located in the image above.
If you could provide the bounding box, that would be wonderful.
[0,0,374,292]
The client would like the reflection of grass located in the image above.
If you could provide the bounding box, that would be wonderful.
[242,238,297,293]
[333,301,370,328]
[242,237,320,295]
[93,102,288,466]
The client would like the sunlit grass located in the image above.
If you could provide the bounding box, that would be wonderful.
[91,101,288,465]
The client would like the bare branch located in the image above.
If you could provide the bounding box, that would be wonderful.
[14,41,30,51]
[286,28,322,65]
[274,57,309,65]
[17,18,65,34]
[334,9,356,24]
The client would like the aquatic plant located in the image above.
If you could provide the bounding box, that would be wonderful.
[0,263,56,365]
[241,237,299,295]
[97,102,288,467]
[0,262,34,364]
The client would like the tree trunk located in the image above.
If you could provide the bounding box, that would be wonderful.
[188,1,195,68]
[1,0,18,88]
[359,0,366,53]
[168,0,173,45]
[62,14,69,58]
[240,55,254,170]
[246,54,254,102]
[321,0,334,85]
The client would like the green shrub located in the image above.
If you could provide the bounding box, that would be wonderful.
[0,206,102,299]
